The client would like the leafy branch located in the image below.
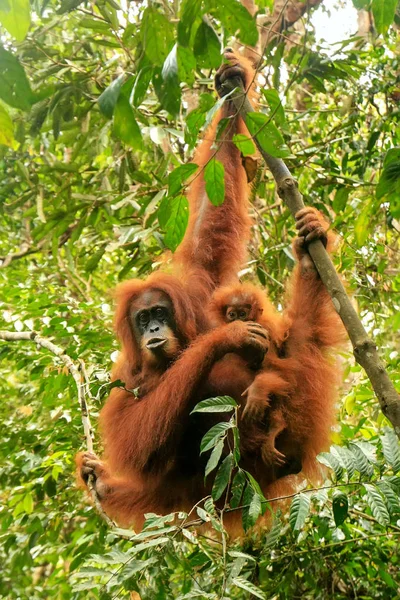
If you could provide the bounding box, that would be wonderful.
[0,329,115,527]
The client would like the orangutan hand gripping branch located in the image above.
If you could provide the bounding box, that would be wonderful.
[76,51,345,531]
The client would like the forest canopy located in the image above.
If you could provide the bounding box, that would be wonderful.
[0,0,399,599]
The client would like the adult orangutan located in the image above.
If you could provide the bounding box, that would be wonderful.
[76,50,345,530]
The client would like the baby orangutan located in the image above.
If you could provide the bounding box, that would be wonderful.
[209,284,293,467]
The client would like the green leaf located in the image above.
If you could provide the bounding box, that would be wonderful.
[200,421,233,453]
[212,0,258,47]
[232,576,266,599]
[85,246,106,273]
[113,96,143,150]
[191,396,237,414]
[331,445,356,479]
[0,45,35,110]
[372,0,397,35]
[264,514,282,550]
[383,147,400,168]
[230,469,246,508]
[232,134,256,156]
[332,187,349,213]
[193,20,221,70]
[317,451,344,480]
[0,0,30,41]
[177,45,196,86]
[0,103,15,147]
[204,158,225,206]
[131,66,153,107]
[205,438,224,477]
[245,112,290,158]
[332,490,348,526]
[289,493,310,531]
[140,6,174,67]
[377,480,400,514]
[153,63,181,117]
[376,160,400,199]
[380,428,400,472]
[248,491,263,525]
[354,202,373,247]
[349,442,374,478]
[364,483,390,525]
[168,163,198,197]
[164,194,189,252]
[23,492,34,514]
[262,89,285,125]
[98,75,124,119]
[178,0,202,46]
[212,453,233,500]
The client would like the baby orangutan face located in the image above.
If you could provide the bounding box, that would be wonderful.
[225,303,252,322]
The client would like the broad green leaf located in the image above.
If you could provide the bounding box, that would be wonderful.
[262,89,285,125]
[377,480,400,514]
[191,396,237,413]
[193,20,221,69]
[232,576,266,599]
[232,134,256,156]
[317,451,344,480]
[364,483,390,525]
[113,96,143,150]
[212,453,233,500]
[332,490,348,526]
[205,439,224,477]
[331,445,356,479]
[383,147,400,168]
[168,163,198,197]
[376,160,400,199]
[204,158,225,206]
[0,0,30,41]
[140,6,174,66]
[248,491,263,525]
[177,44,196,86]
[0,103,15,147]
[85,246,106,273]
[246,112,290,158]
[289,493,310,531]
[164,194,189,252]
[98,74,124,119]
[230,469,246,508]
[153,61,181,117]
[0,45,35,110]
[185,93,215,147]
[349,442,374,478]
[23,492,34,514]
[200,421,232,453]
[372,0,397,35]
[264,514,282,550]
[211,0,258,46]
[332,187,349,213]
[380,428,400,472]
[178,0,202,46]
[354,202,372,247]
[131,66,153,107]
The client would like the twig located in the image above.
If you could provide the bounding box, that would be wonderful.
[221,80,400,439]
[0,330,115,526]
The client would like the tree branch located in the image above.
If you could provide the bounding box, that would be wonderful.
[0,329,115,526]
[222,81,400,438]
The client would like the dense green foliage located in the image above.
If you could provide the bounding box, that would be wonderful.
[0,0,399,598]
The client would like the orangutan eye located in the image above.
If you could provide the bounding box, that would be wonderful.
[138,311,149,325]
[239,310,247,319]
[155,307,166,320]
[228,311,236,320]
